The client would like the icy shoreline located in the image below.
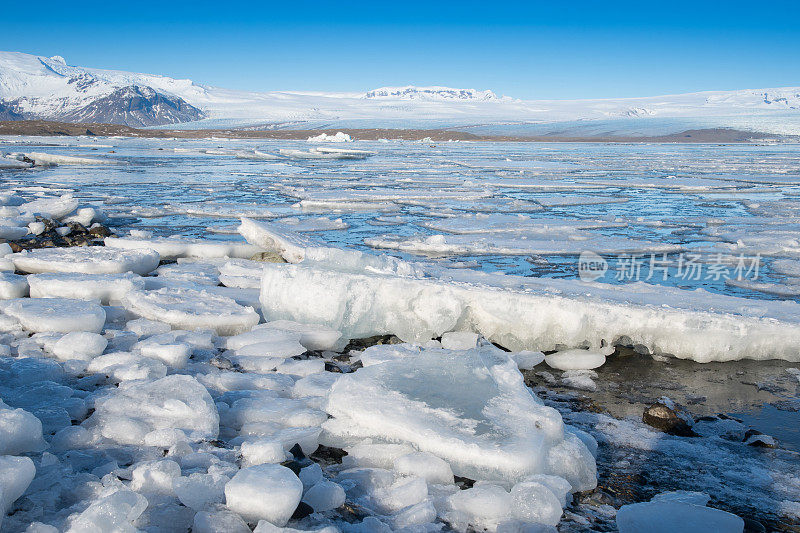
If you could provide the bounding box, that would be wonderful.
[2,139,800,531]
[0,206,797,530]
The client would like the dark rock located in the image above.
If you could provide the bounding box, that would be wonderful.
[291,501,314,520]
[325,361,343,373]
[344,335,403,352]
[67,222,88,234]
[454,476,475,489]
[310,445,347,465]
[642,402,696,436]
[250,251,287,263]
[743,429,776,448]
[289,443,306,460]
[8,242,23,253]
[280,459,304,475]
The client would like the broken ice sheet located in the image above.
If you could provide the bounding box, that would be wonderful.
[322,344,597,490]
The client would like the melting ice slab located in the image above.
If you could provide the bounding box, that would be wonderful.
[261,260,800,362]
[322,345,597,489]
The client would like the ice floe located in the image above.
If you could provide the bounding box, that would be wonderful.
[0,298,106,333]
[323,344,597,487]
[260,259,800,362]
[10,247,159,275]
[122,287,259,336]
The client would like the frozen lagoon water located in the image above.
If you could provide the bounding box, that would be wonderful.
[3,136,800,300]
[1,136,800,531]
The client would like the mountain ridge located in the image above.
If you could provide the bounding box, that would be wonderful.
[1,51,799,135]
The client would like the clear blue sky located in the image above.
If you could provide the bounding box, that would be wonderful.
[4,0,799,99]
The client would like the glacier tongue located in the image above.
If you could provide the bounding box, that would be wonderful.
[260,256,800,362]
[322,344,597,489]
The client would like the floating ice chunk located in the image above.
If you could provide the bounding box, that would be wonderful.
[292,372,341,399]
[156,262,221,285]
[52,331,108,361]
[394,500,437,529]
[235,150,283,161]
[365,232,680,257]
[278,147,372,160]
[358,344,420,367]
[253,522,339,533]
[193,510,251,533]
[261,260,800,362]
[0,157,31,170]
[227,327,303,351]
[0,225,27,240]
[0,298,106,333]
[122,287,259,336]
[342,443,416,470]
[87,351,167,382]
[257,320,343,351]
[616,501,744,533]
[0,272,28,299]
[303,479,346,512]
[224,464,303,525]
[444,484,512,532]
[65,489,148,533]
[511,350,545,370]
[27,221,46,235]
[11,247,159,275]
[126,317,171,337]
[0,403,46,454]
[130,459,182,495]
[105,235,262,261]
[441,331,479,350]
[545,347,612,370]
[234,340,305,360]
[0,456,36,513]
[240,439,287,467]
[393,452,454,484]
[373,476,428,513]
[133,330,214,368]
[298,463,322,489]
[323,346,596,487]
[174,473,228,511]
[219,259,264,289]
[307,132,352,142]
[89,374,218,444]
[238,218,311,263]
[508,481,563,526]
[27,272,145,304]
[277,359,325,377]
[279,216,349,232]
[13,152,108,166]
[225,396,326,433]
[63,206,103,227]
[519,474,573,508]
[19,194,78,220]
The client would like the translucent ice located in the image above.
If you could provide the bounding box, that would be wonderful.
[224,464,303,525]
[122,287,259,336]
[323,345,596,487]
[0,298,106,333]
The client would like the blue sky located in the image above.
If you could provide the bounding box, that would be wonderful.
[4,0,799,99]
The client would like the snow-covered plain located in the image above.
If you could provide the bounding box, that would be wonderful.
[0,136,799,531]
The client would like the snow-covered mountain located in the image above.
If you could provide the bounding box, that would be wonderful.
[1,50,799,135]
[0,52,204,126]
